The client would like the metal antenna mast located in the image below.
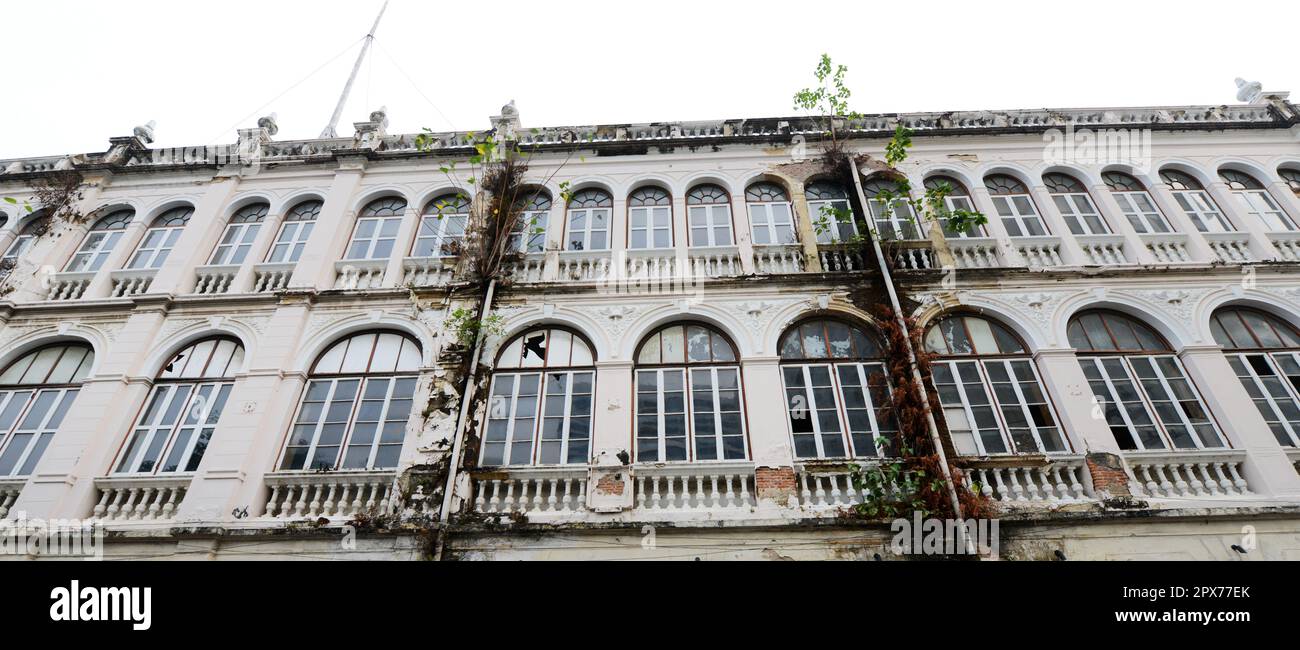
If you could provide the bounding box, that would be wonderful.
[319,0,390,138]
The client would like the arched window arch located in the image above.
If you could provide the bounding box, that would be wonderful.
[128,206,193,270]
[628,186,673,250]
[209,203,268,266]
[482,327,595,466]
[1220,169,1294,231]
[280,331,420,472]
[863,175,922,240]
[745,181,794,246]
[509,190,552,254]
[66,210,134,272]
[3,215,51,262]
[984,174,1047,237]
[0,343,94,477]
[414,193,469,258]
[1212,307,1300,447]
[1102,172,1172,234]
[266,200,321,264]
[687,184,734,247]
[924,176,984,238]
[346,197,406,261]
[924,314,1066,456]
[115,337,242,475]
[806,180,857,244]
[778,318,892,459]
[565,189,612,252]
[1044,172,1108,235]
[1070,310,1223,451]
[635,323,745,462]
[1159,169,1233,233]
[1279,167,1300,197]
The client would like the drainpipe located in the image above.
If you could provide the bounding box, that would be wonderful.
[849,158,975,555]
[434,278,497,560]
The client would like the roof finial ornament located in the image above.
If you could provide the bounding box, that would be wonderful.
[133,120,156,144]
[1235,78,1264,104]
[491,100,521,140]
[258,113,279,136]
[370,106,389,128]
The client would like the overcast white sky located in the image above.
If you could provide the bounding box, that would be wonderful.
[3,0,1298,159]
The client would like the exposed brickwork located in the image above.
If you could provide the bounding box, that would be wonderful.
[595,474,625,496]
[1086,452,1132,497]
[756,466,798,506]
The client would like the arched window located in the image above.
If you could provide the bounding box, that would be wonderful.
[115,338,242,475]
[266,200,321,264]
[3,215,51,262]
[635,323,745,462]
[745,182,794,246]
[0,343,93,477]
[346,197,406,261]
[779,318,892,459]
[1044,173,1108,235]
[1070,310,1223,451]
[209,203,267,266]
[924,176,984,238]
[806,181,857,244]
[1220,169,1294,231]
[482,328,595,466]
[924,314,1065,455]
[281,331,420,471]
[984,174,1047,237]
[863,176,921,240]
[66,210,134,272]
[414,193,469,258]
[509,190,552,254]
[628,186,673,250]
[1212,307,1300,447]
[1103,172,1172,234]
[687,184,734,247]
[128,207,192,270]
[1159,169,1233,233]
[565,189,612,252]
[1280,168,1300,197]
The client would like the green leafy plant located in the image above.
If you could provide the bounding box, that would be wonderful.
[446,308,504,348]
[793,54,862,152]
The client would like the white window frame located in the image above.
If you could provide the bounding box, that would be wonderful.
[1051,192,1110,236]
[482,370,593,466]
[1111,191,1171,234]
[689,203,735,247]
[0,388,78,477]
[566,206,611,252]
[209,220,263,266]
[115,382,232,475]
[635,368,689,463]
[808,197,858,244]
[629,205,673,250]
[939,195,985,238]
[1080,355,1223,451]
[1171,190,1233,233]
[782,362,889,460]
[1226,352,1300,448]
[266,218,315,264]
[413,210,468,258]
[345,215,403,261]
[281,375,415,472]
[991,195,1048,237]
[127,226,184,270]
[868,198,924,240]
[688,366,747,462]
[746,201,793,246]
[1234,189,1296,232]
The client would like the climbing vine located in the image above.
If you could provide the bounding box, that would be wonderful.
[793,54,993,521]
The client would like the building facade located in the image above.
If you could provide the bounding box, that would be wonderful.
[3,93,1300,561]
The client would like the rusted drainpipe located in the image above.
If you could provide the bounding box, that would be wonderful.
[849,158,975,555]
[434,278,497,560]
